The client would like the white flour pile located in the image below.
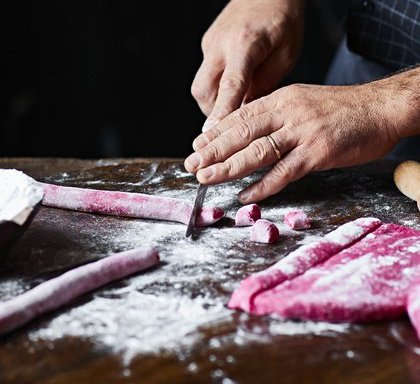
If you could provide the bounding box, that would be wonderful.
[0,169,44,225]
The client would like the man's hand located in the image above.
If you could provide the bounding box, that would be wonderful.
[191,0,304,131]
[185,68,420,203]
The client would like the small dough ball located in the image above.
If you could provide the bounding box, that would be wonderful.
[235,204,261,226]
[250,219,280,244]
[284,209,311,230]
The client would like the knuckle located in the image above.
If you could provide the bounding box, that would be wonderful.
[202,127,221,144]
[204,143,222,162]
[208,126,222,140]
[258,177,273,194]
[201,32,211,52]
[191,82,206,101]
[232,117,253,143]
[212,105,231,121]
[224,160,236,177]
[235,105,254,121]
[272,161,292,181]
[220,74,246,93]
[284,83,304,98]
[250,139,270,163]
[237,25,253,44]
[237,26,268,55]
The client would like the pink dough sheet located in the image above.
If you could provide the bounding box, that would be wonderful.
[229,218,420,335]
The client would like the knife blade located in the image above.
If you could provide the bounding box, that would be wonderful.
[185,183,208,238]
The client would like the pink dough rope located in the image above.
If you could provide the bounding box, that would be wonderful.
[41,183,224,227]
[228,217,382,312]
[0,247,159,335]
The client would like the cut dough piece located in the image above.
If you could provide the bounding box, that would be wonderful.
[229,217,382,312]
[250,219,280,244]
[252,224,420,322]
[284,209,310,230]
[41,183,224,227]
[235,204,261,226]
[0,247,159,335]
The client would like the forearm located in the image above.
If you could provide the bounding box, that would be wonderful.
[375,65,420,139]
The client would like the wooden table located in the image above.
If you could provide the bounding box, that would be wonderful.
[0,158,419,384]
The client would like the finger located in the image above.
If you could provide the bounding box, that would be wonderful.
[195,112,283,170]
[201,117,220,132]
[191,58,223,117]
[207,60,254,123]
[196,128,296,184]
[243,48,292,104]
[192,95,276,151]
[238,147,313,203]
[186,110,280,173]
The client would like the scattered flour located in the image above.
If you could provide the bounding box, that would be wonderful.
[25,184,341,365]
[32,292,231,366]
[10,162,419,367]
[0,279,28,301]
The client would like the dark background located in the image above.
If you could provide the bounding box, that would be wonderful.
[1,0,349,158]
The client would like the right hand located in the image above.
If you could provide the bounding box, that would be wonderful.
[191,0,305,131]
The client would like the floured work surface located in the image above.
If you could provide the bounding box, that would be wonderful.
[0,158,420,384]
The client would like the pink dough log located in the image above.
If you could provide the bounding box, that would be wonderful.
[0,247,159,335]
[235,204,261,226]
[407,283,420,339]
[229,217,382,312]
[41,183,224,227]
[250,219,280,244]
[284,209,311,230]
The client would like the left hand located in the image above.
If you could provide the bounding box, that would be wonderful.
[184,82,401,203]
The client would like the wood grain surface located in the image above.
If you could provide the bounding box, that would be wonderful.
[0,158,419,384]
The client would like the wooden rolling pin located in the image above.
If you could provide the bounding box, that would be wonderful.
[394,161,420,211]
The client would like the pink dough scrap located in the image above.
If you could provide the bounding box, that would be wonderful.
[250,219,280,244]
[41,183,224,227]
[235,204,261,226]
[284,209,311,230]
[228,217,382,312]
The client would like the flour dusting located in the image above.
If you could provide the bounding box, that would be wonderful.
[33,292,231,366]
[7,162,419,368]
[25,174,334,365]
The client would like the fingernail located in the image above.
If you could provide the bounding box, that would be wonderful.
[186,153,201,168]
[202,118,218,132]
[193,136,207,149]
[238,190,251,202]
[198,167,214,180]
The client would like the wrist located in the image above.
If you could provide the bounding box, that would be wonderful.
[373,67,420,139]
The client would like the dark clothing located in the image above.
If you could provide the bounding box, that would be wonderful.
[325,41,420,161]
[346,0,420,70]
